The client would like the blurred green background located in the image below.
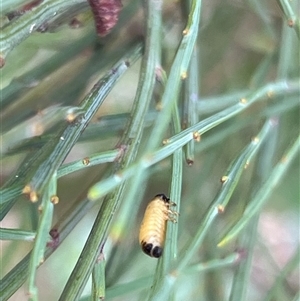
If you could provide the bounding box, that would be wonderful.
[1,0,299,300]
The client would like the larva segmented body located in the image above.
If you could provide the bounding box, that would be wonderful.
[139,194,177,258]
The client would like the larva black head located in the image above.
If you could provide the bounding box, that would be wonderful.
[141,241,163,258]
[154,193,170,203]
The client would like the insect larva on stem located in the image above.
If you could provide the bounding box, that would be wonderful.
[139,194,178,258]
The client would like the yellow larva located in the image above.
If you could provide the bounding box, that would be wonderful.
[139,194,177,258]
